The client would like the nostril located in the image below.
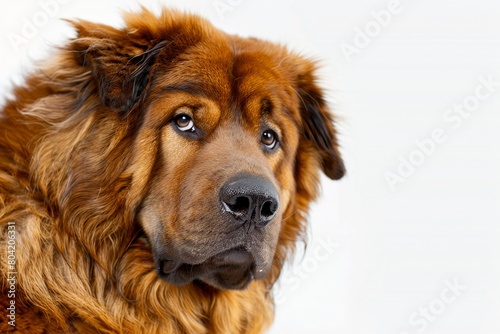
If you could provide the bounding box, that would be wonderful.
[260,200,276,219]
[227,196,251,216]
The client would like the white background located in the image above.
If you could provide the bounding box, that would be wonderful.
[1,1,500,333]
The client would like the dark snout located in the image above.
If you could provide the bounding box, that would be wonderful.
[220,174,279,228]
[154,174,281,290]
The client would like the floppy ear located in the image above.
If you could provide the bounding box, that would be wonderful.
[69,20,166,115]
[295,61,345,180]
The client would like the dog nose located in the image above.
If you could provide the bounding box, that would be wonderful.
[220,174,279,228]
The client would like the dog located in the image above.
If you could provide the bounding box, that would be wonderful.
[0,8,345,333]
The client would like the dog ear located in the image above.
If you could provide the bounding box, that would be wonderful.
[69,20,166,115]
[295,60,345,180]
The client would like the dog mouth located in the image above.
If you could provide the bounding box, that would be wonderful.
[157,247,259,290]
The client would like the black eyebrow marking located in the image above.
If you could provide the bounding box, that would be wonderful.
[260,97,299,126]
[260,98,273,115]
[162,82,208,97]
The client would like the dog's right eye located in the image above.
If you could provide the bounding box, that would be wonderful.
[174,114,196,132]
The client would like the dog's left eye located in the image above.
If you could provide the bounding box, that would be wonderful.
[261,130,278,150]
[174,114,196,132]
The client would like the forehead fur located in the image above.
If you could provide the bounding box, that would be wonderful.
[122,9,302,116]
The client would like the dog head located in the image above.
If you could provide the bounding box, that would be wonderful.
[69,9,345,290]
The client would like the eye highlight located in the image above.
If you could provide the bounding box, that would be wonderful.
[261,129,278,150]
[174,114,195,132]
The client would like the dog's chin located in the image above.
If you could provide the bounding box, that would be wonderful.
[196,267,255,290]
[156,247,260,290]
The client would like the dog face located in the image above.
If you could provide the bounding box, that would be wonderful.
[138,40,303,290]
[72,10,345,290]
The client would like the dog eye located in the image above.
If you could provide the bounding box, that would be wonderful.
[174,114,195,132]
[261,130,278,150]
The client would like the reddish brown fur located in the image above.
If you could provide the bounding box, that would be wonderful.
[0,8,344,333]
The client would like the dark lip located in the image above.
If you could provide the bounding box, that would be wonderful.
[204,266,255,290]
[193,269,254,290]
[156,247,257,289]
[215,269,255,290]
[160,259,181,273]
